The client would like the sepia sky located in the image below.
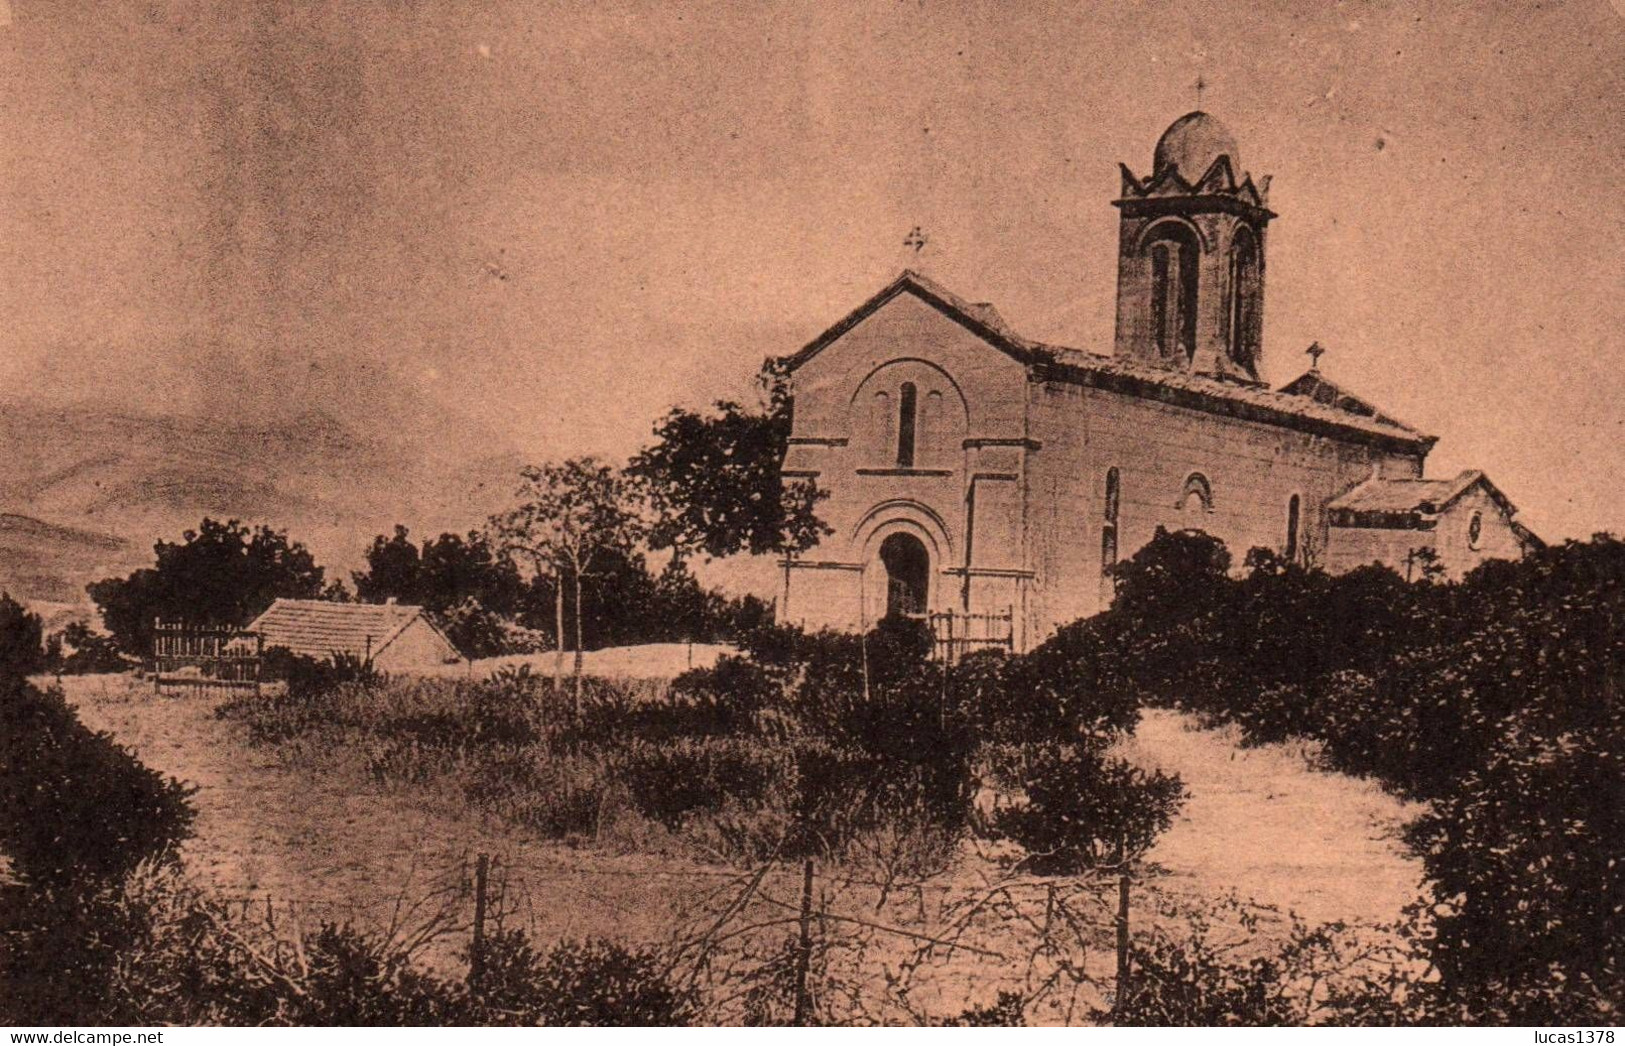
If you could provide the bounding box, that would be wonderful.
[0,0,1621,543]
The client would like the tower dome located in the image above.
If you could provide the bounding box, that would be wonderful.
[1153,111,1240,180]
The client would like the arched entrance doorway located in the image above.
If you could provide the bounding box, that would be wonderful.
[879,532,930,619]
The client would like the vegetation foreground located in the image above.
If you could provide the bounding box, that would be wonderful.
[2,530,1622,1024]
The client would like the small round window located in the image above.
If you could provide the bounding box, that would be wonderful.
[1468,511,1484,550]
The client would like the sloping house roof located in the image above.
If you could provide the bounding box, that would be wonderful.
[1327,469,1528,532]
[245,598,459,663]
[782,270,1435,454]
[1276,371,1420,432]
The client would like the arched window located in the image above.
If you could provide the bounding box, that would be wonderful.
[1468,511,1484,550]
[1101,467,1121,579]
[920,389,943,465]
[1146,223,1200,362]
[1178,472,1213,514]
[1285,494,1301,563]
[1228,227,1259,369]
[896,382,917,468]
[873,390,892,453]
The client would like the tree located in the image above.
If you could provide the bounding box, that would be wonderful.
[491,458,644,705]
[353,525,423,605]
[87,519,327,655]
[626,358,829,562]
[353,526,524,616]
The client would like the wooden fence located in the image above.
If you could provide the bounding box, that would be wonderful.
[928,606,1014,664]
[152,619,264,695]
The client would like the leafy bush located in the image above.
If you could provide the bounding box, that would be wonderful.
[0,591,45,678]
[47,621,132,675]
[990,743,1186,875]
[0,676,195,892]
[0,680,196,1025]
[464,749,606,840]
[617,737,778,830]
[1405,723,1624,1023]
[261,648,384,700]
[519,937,694,1026]
[436,597,521,659]
[1094,527,1625,1019]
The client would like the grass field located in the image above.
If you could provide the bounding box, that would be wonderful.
[60,665,1427,1022]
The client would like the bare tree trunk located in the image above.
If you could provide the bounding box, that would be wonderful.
[553,571,565,697]
[1115,833,1131,1019]
[572,562,585,716]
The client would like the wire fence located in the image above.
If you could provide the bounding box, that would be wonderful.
[188,844,1324,1026]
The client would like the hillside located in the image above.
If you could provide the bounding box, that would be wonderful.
[0,400,522,611]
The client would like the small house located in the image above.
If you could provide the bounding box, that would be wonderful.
[245,598,461,672]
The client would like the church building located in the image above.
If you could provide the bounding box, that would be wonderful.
[776,112,1541,651]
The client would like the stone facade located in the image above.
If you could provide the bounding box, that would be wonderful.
[776,113,1540,649]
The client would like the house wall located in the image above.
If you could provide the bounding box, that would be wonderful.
[1024,379,1422,640]
[1433,486,1526,578]
[1324,485,1528,581]
[374,619,459,672]
[1322,523,1437,578]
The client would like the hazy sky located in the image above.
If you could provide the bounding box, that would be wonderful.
[0,0,1621,542]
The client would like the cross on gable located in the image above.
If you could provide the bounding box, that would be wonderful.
[1306,341,1326,371]
[904,226,928,253]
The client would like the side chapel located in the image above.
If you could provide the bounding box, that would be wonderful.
[776,112,1541,650]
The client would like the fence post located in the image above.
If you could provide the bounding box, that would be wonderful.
[1114,833,1131,1019]
[793,857,815,1025]
[470,853,490,989]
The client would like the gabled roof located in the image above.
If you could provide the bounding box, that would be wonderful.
[245,598,458,663]
[1328,470,1529,533]
[781,271,1436,453]
[1329,469,1493,516]
[1278,371,1421,433]
[781,269,1043,373]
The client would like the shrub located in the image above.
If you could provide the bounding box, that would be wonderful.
[940,991,1026,1026]
[0,676,195,892]
[617,737,778,830]
[289,923,465,1026]
[1114,922,1303,1026]
[262,648,385,700]
[0,682,195,1025]
[1087,528,1625,1020]
[0,591,45,678]
[465,749,605,840]
[47,622,132,675]
[990,743,1186,875]
[522,937,694,1026]
[1406,722,1625,1023]
[436,597,515,660]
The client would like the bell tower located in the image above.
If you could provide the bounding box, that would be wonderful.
[1112,112,1275,382]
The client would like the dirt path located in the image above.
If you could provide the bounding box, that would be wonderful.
[62,676,719,951]
[1119,708,1428,927]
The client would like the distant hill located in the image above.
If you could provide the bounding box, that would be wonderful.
[0,512,136,606]
[0,400,523,613]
